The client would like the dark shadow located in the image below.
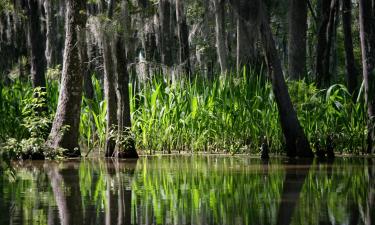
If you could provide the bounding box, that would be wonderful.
[276,158,313,225]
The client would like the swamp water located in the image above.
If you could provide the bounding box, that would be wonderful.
[0,156,374,225]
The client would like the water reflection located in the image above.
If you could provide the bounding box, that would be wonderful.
[276,159,312,225]
[0,156,374,225]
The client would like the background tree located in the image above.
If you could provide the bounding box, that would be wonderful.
[213,0,228,74]
[342,0,359,96]
[287,0,307,80]
[25,0,46,89]
[176,0,191,75]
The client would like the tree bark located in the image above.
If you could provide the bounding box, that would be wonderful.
[342,0,359,96]
[159,0,173,67]
[358,0,375,154]
[230,0,258,74]
[26,0,46,89]
[46,0,86,156]
[176,0,190,75]
[103,0,118,157]
[315,0,339,87]
[258,1,313,157]
[44,0,58,68]
[78,20,94,100]
[287,0,307,80]
[114,7,138,158]
[213,0,228,74]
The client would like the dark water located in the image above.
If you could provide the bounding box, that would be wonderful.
[0,156,374,225]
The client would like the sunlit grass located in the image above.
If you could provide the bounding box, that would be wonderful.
[0,69,367,154]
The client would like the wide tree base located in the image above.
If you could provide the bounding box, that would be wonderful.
[113,140,139,159]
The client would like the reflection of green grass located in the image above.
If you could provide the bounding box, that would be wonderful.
[131,156,284,225]
[293,158,372,225]
[1,157,373,225]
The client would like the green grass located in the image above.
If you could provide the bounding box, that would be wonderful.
[0,69,367,155]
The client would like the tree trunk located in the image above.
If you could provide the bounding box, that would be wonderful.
[230,0,258,74]
[358,0,375,154]
[287,0,307,80]
[103,0,118,157]
[114,16,138,158]
[46,0,86,156]
[315,0,338,87]
[176,0,190,75]
[213,0,228,74]
[26,0,46,89]
[342,0,359,96]
[78,21,94,100]
[44,0,58,68]
[258,1,313,157]
[159,0,173,67]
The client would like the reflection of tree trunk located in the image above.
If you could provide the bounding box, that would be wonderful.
[105,175,118,225]
[105,159,118,225]
[46,163,84,225]
[45,164,70,225]
[116,170,133,225]
[349,201,360,225]
[276,160,312,225]
[110,159,138,225]
[365,158,374,225]
[0,172,9,225]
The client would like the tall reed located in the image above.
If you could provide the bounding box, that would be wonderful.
[0,69,366,154]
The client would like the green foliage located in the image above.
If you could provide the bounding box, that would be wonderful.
[0,0,13,13]
[80,75,107,151]
[124,71,365,154]
[21,88,52,139]
[0,79,32,141]
[46,64,61,81]
[1,137,61,160]
[0,70,367,157]
[108,126,135,151]
[0,85,61,160]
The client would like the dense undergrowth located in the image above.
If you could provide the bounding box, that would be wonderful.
[0,69,367,156]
